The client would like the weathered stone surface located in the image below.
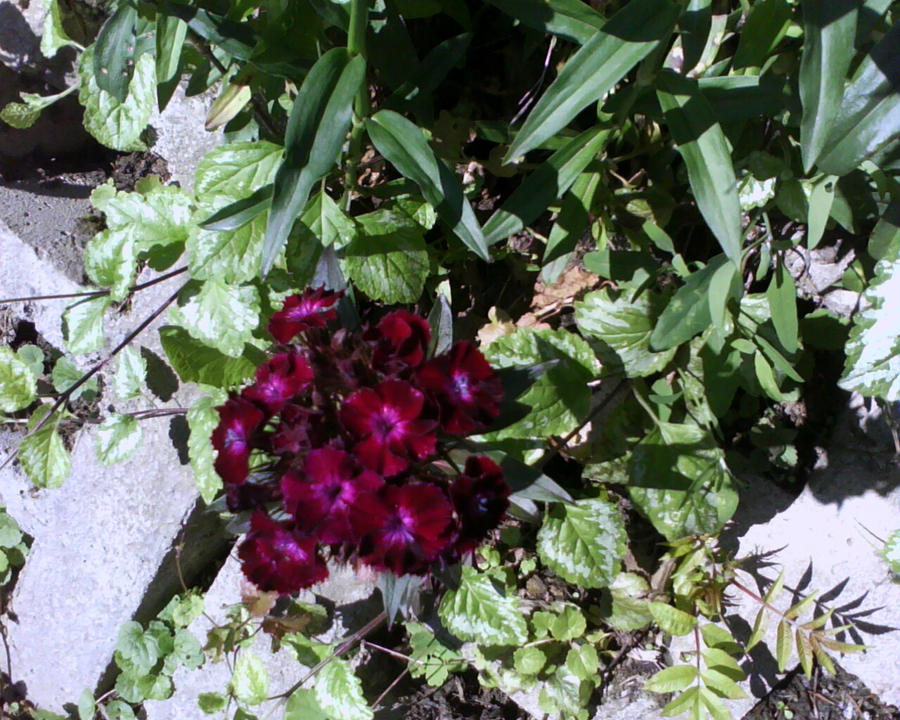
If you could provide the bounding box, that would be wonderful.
[144,557,379,720]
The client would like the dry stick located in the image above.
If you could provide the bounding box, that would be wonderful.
[268,610,387,706]
[0,284,186,473]
[0,265,187,305]
[371,666,410,710]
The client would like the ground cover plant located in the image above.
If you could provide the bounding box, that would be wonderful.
[1,0,899,718]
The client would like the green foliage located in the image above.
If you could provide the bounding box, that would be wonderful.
[439,567,528,646]
[0,346,37,412]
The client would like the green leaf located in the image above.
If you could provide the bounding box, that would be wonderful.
[159,592,205,628]
[483,126,610,246]
[651,255,728,351]
[187,394,225,503]
[95,414,142,465]
[482,328,600,441]
[645,665,698,693]
[41,0,76,57]
[799,1,858,172]
[565,643,599,681]
[514,646,547,675]
[681,0,711,73]
[188,214,266,283]
[0,513,23,549]
[116,671,173,703]
[19,405,70,488]
[868,200,900,262]
[367,110,489,261]
[64,296,112,355]
[839,238,900,400]
[775,619,792,671]
[883,529,900,577]
[766,262,799,354]
[113,346,147,401]
[699,687,732,720]
[93,4,138,102]
[200,184,272,233]
[575,287,676,377]
[314,658,373,720]
[83,230,136,301]
[662,686,700,717]
[701,668,747,699]
[16,345,43,379]
[285,689,328,720]
[648,602,697,636]
[79,44,155,151]
[195,142,283,201]
[406,621,466,687]
[158,325,259,387]
[232,651,268,706]
[536,496,626,589]
[707,260,741,334]
[628,422,738,541]
[105,700,136,720]
[169,280,260,358]
[657,72,743,266]
[506,0,680,160]
[300,191,357,249]
[77,688,96,720]
[155,15,187,110]
[817,22,900,175]
[607,572,653,630]
[486,0,605,43]
[342,210,429,303]
[265,49,365,275]
[198,692,228,714]
[806,175,836,249]
[170,628,204,670]
[0,346,37,412]
[438,566,528,646]
[731,0,792,71]
[116,621,160,676]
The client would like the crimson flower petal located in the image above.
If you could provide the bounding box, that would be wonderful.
[211,397,265,485]
[449,455,510,555]
[370,310,431,373]
[268,287,341,343]
[238,511,328,594]
[340,380,436,476]
[242,352,313,414]
[417,341,503,434]
[352,484,453,575]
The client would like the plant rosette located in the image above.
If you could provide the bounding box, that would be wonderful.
[211,287,511,593]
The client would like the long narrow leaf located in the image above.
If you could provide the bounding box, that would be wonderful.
[505,0,680,161]
[799,0,858,172]
[367,110,490,261]
[656,71,743,266]
[681,0,711,73]
[94,5,138,102]
[817,21,900,175]
[264,49,365,275]
[486,0,605,44]
[483,126,610,245]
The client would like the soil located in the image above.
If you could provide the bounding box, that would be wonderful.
[743,663,900,720]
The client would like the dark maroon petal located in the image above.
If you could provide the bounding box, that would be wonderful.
[242,353,313,413]
[416,341,503,435]
[226,480,281,513]
[267,287,341,343]
[354,484,453,575]
[283,448,385,543]
[449,456,510,554]
[238,511,328,594]
[211,397,265,485]
[372,310,431,371]
[340,380,436,477]
[270,404,317,456]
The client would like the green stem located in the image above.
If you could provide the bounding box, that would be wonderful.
[343,0,372,211]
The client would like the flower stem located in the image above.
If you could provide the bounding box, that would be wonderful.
[342,0,372,211]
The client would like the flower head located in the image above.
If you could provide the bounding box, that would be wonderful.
[282,447,384,543]
[416,341,504,434]
[211,397,265,485]
[238,512,328,594]
[370,310,431,373]
[352,483,454,575]
[241,352,313,414]
[449,456,510,555]
[340,380,437,476]
[268,287,341,343]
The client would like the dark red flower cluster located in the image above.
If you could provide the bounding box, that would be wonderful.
[211,288,510,594]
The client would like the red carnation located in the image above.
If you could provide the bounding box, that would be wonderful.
[416,341,503,435]
[370,310,431,373]
[449,456,510,555]
[282,447,384,543]
[340,380,437,477]
[211,397,265,485]
[238,511,328,594]
[268,287,341,343]
[352,483,454,575]
[241,352,313,414]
